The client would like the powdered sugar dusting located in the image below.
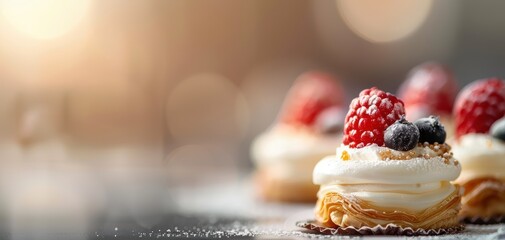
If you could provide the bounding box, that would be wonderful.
[366,105,378,115]
[100,215,505,239]
[380,98,393,110]
[368,94,380,105]
[394,102,404,112]
[384,119,420,151]
[387,113,396,121]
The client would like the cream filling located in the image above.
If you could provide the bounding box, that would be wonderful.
[318,182,455,211]
[453,134,505,183]
[251,124,340,167]
[314,144,461,212]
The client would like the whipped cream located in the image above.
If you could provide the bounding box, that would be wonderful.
[314,145,461,185]
[453,134,505,183]
[261,160,320,183]
[252,124,341,182]
[313,144,461,210]
[252,124,340,166]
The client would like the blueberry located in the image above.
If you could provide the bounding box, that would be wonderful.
[315,106,345,134]
[413,115,446,144]
[490,117,505,141]
[384,116,420,151]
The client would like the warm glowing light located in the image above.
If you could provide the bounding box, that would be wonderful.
[337,0,432,43]
[1,0,91,39]
[166,73,250,144]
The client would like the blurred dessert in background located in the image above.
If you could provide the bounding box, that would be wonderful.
[398,62,458,138]
[313,87,462,233]
[453,78,505,223]
[251,71,345,202]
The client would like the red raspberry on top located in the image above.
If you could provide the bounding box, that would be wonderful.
[280,71,344,126]
[398,62,458,120]
[454,78,505,138]
[343,87,405,148]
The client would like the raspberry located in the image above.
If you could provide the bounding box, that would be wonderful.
[454,78,505,138]
[343,87,405,148]
[280,71,344,126]
[398,62,458,120]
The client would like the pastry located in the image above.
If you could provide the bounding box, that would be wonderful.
[313,87,462,233]
[452,78,505,223]
[251,71,345,202]
[398,62,458,138]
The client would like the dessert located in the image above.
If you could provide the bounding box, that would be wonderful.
[251,71,345,202]
[452,78,505,223]
[312,87,462,234]
[398,62,458,138]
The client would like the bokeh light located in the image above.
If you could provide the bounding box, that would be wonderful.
[1,0,91,39]
[337,0,433,43]
[0,1,503,238]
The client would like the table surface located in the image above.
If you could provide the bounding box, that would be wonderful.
[90,180,505,240]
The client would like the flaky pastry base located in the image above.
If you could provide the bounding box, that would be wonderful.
[460,177,505,219]
[254,168,318,202]
[315,186,461,230]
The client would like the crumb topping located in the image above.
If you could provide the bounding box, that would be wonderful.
[340,150,350,161]
[377,142,454,164]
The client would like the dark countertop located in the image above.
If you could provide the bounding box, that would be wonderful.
[90,181,505,240]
